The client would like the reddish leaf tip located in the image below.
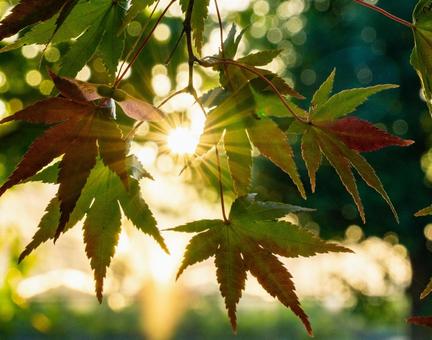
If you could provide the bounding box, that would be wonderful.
[321,117,415,152]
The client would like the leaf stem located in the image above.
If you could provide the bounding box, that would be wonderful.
[215,146,229,224]
[353,0,413,28]
[117,0,161,83]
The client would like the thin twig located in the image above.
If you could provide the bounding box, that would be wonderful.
[117,0,161,80]
[165,28,186,65]
[353,0,413,28]
[114,0,176,88]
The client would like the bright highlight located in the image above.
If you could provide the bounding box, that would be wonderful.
[167,127,199,155]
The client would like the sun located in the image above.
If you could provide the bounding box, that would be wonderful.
[166,127,200,155]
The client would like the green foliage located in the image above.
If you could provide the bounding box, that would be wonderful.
[0,0,431,335]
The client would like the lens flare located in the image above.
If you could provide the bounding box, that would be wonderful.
[167,127,199,155]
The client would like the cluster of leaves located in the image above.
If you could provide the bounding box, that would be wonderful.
[0,0,430,335]
[0,71,165,301]
[0,0,129,79]
[197,29,412,222]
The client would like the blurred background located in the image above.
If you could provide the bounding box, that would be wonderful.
[0,0,431,339]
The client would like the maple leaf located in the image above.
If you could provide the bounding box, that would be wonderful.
[411,0,432,114]
[0,1,113,53]
[0,72,162,240]
[0,0,128,79]
[169,195,351,334]
[59,0,128,78]
[0,0,78,40]
[288,70,414,222]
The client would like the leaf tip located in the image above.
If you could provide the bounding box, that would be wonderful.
[18,252,26,264]
[228,310,238,334]
[175,267,185,281]
[403,139,415,147]
[420,292,429,300]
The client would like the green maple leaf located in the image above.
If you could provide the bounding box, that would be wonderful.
[59,0,128,77]
[0,0,112,53]
[288,70,414,222]
[169,195,351,334]
[0,0,128,78]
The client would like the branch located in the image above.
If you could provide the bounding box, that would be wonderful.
[353,0,413,28]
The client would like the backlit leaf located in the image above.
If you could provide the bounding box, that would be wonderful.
[315,129,365,223]
[238,49,282,67]
[301,128,321,192]
[290,71,411,222]
[56,116,98,238]
[224,127,252,196]
[311,68,335,110]
[0,0,70,40]
[247,117,306,199]
[242,243,313,336]
[171,196,349,334]
[320,117,414,152]
[84,170,122,302]
[97,0,127,80]
[216,237,246,332]
[314,84,398,121]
